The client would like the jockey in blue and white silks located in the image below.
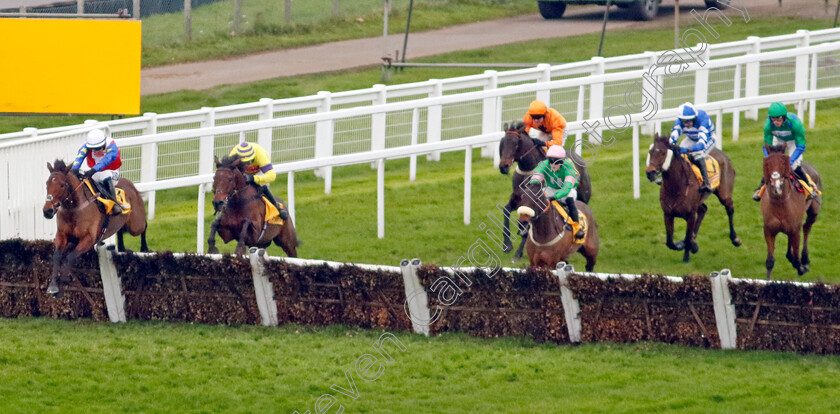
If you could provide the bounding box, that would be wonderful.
[669,102,715,193]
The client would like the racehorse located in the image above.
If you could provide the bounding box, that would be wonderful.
[498,122,592,261]
[516,179,599,270]
[43,160,148,296]
[761,146,821,279]
[645,133,740,262]
[208,155,298,257]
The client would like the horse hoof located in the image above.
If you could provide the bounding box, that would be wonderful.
[798,265,809,276]
[690,244,699,254]
[683,256,691,263]
[731,237,742,247]
[670,241,685,251]
[208,247,219,254]
[502,244,513,253]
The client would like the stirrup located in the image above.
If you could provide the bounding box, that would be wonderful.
[111,204,123,215]
[752,189,761,201]
[700,183,712,193]
[279,208,289,220]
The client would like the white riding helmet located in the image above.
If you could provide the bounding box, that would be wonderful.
[85,129,107,148]
[677,102,698,120]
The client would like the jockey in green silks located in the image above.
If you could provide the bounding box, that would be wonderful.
[752,102,818,201]
[529,145,584,240]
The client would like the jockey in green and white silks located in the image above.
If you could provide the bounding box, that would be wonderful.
[752,102,817,201]
[529,145,585,240]
[670,102,715,193]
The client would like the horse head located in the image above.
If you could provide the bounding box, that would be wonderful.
[645,134,677,182]
[43,160,76,219]
[498,121,529,175]
[515,175,551,222]
[763,145,791,198]
[213,155,249,212]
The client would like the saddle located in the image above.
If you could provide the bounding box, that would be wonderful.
[549,200,587,244]
[83,179,131,215]
[262,197,285,225]
[756,172,821,199]
[682,155,721,190]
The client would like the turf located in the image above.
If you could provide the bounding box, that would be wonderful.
[1,318,839,413]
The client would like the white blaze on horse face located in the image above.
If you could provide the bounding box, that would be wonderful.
[771,171,783,195]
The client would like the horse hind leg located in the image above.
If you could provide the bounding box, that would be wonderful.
[682,213,697,262]
[500,198,516,253]
[275,221,298,258]
[140,222,149,252]
[787,231,807,276]
[801,209,818,271]
[512,220,528,261]
[718,195,742,247]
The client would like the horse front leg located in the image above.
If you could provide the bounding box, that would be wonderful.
[235,220,253,257]
[801,209,818,272]
[689,203,708,254]
[719,196,741,247]
[501,197,516,253]
[207,219,221,254]
[764,227,777,280]
[682,213,696,263]
[48,247,67,296]
[664,214,683,251]
[512,219,529,261]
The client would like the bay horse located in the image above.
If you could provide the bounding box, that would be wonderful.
[43,160,148,296]
[645,133,740,262]
[498,122,592,261]
[761,146,821,279]
[208,155,298,257]
[516,179,599,271]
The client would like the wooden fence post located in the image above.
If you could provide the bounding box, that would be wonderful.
[249,248,279,326]
[400,258,430,336]
[96,245,126,323]
[555,262,582,343]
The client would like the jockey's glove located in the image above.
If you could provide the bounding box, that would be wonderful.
[531,138,545,148]
[245,174,256,185]
[83,169,96,179]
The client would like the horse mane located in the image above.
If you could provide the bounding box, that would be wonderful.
[504,121,526,133]
[51,159,71,173]
[218,154,245,171]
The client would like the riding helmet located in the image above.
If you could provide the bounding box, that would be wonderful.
[677,102,698,121]
[528,100,548,116]
[768,102,787,118]
[233,142,257,162]
[85,129,107,149]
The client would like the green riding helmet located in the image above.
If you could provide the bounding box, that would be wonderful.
[768,102,787,118]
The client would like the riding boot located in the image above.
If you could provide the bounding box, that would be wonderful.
[102,178,122,215]
[794,166,819,201]
[752,177,765,202]
[262,185,290,220]
[564,197,585,239]
[693,157,713,193]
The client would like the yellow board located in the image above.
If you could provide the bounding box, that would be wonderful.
[683,155,721,190]
[263,198,285,225]
[0,19,141,114]
[550,200,587,244]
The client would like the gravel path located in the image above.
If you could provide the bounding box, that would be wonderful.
[141,0,830,95]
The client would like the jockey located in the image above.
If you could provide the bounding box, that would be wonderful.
[229,142,289,220]
[670,102,715,194]
[753,102,817,201]
[530,145,584,240]
[523,100,567,149]
[70,129,126,215]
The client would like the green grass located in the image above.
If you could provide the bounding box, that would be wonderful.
[141,0,538,67]
[1,317,840,413]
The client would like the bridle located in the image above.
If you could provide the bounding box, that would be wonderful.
[646,141,675,175]
[213,167,259,212]
[45,171,87,211]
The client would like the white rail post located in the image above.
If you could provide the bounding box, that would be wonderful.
[536,63,551,104]
[410,107,419,181]
[314,91,334,194]
[795,30,810,120]
[694,44,710,107]
[197,183,208,253]
[96,245,126,323]
[377,158,385,239]
[588,57,605,144]
[745,36,761,120]
[715,111,723,150]
[258,98,275,154]
[400,258,430,336]
[641,52,658,135]
[464,145,472,225]
[140,113,158,220]
[575,85,585,156]
[249,248,279,326]
[287,171,296,227]
[481,70,499,160]
[555,262,581,343]
[632,124,640,199]
[732,63,741,142]
[427,79,443,161]
[809,52,818,129]
[371,84,387,169]
[709,269,737,349]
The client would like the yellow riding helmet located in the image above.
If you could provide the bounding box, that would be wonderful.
[528,100,548,116]
[231,142,256,162]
